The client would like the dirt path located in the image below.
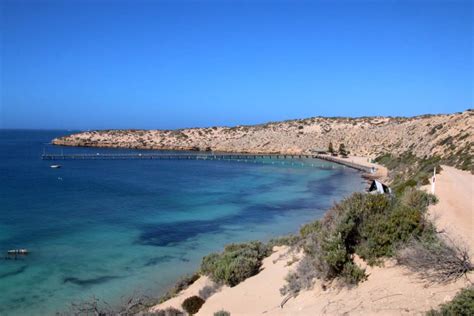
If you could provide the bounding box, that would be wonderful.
[426,165,474,253]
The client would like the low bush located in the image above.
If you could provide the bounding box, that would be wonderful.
[426,286,474,316]
[267,234,300,248]
[299,220,321,239]
[280,256,318,296]
[198,283,221,300]
[396,237,473,284]
[213,310,231,316]
[181,296,205,315]
[200,241,271,286]
[400,187,438,210]
[340,261,367,285]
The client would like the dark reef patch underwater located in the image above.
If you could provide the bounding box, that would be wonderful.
[0,130,365,315]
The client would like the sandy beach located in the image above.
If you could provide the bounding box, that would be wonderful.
[151,163,473,315]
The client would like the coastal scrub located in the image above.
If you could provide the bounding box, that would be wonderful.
[200,241,271,287]
[281,188,438,295]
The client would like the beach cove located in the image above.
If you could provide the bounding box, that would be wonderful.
[0,130,366,315]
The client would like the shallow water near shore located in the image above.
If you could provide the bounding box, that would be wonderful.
[0,130,365,315]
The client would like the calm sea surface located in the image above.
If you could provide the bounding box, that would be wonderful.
[0,130,365,315]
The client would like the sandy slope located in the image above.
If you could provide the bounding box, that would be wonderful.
[151,166,473,315]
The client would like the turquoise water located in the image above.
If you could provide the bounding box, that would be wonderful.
[0,130,365,315]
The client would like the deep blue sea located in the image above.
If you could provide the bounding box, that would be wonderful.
[0,130,365,315]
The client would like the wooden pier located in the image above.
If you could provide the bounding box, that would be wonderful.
[41,153,374,173]
[42,153,307,160]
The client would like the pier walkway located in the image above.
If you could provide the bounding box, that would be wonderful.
[41,153,374,173]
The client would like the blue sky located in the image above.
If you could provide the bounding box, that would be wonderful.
[1,0,472,130]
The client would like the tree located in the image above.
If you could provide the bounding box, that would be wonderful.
[339,143,348,157]
[328,142,334,154]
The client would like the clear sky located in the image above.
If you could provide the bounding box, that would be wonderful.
[1,0,472,130]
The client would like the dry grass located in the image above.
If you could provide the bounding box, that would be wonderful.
[396,235,473,284]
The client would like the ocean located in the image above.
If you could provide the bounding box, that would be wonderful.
[0,130,365,315]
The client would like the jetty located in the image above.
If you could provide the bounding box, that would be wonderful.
[41,152,374,173]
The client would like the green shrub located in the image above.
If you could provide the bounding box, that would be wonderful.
[357,204,425,261]
[340,261,367,284]
[181,296,205,315]
[300,220,321,238]
[201,241,271,286]
[213,310,231,316]
[282,189,438,290]
[400,188,438,211]
[299,194,389,282]
[267,234,300,248]
[393,179,417,195]
[426,287,474,316]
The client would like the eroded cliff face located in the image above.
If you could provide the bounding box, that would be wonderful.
[53,110,473,166]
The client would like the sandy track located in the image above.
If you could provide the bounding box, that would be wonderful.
[426,165,474,253]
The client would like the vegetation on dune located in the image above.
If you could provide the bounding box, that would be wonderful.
[279,150,473,316]
[374,152,443,195]
[396,236,473,284]
[267,234,300,248]
[181,296,205,315]
[200,241,272,287]
[213,310,231,316]
[280,189,439,296]
[198,283,221,300]
[426,287,474,316]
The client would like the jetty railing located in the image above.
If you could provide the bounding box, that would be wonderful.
[41,152,374,173]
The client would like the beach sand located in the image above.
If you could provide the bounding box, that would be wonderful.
[151,163,473,315]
